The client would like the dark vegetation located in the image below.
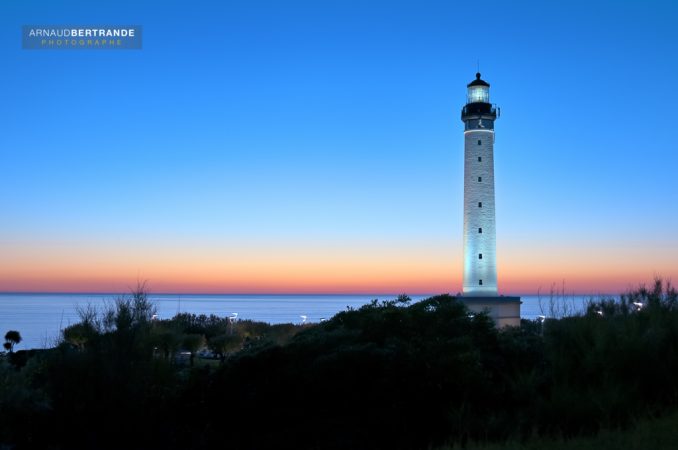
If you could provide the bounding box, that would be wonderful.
[445,408,678,450]
[3,331,21,353]
[1,279,678,449]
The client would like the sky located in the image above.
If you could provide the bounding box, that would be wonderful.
[1,0,677,295]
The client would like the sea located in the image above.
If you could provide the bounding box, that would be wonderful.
[0,293,600,350]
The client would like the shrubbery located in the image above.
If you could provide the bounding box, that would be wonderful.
[1,279,677,449]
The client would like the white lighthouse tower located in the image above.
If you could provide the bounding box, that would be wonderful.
[459,72,520,327]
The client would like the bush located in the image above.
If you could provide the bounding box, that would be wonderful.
[3,280,678,449]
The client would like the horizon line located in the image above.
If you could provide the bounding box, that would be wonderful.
[0,290,614,297]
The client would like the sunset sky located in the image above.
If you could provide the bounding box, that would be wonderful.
[1,0,677,295]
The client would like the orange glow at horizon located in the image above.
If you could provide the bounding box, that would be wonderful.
[1,238,676,295]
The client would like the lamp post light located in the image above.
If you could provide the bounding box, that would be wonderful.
[228,313,238,335]
[537,315,546,336]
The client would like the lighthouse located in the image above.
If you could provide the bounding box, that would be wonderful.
[459,72,521,327]
[462,73,498,295]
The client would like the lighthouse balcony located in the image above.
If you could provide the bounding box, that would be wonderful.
[461,103,497,121]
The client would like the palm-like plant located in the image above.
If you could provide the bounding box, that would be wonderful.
[4,330,22,353]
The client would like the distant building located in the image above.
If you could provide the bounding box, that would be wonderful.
[459,73,520,327]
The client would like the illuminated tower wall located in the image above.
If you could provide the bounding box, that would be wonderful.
[461,73,498,296]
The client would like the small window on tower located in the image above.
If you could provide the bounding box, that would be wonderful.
[478,228,482,233]
[478,202,482,208]
[477,140,482,145]
[478,156,482,162]
[479,279,483,286]
[478,177,482,182]
[479,253,483,259]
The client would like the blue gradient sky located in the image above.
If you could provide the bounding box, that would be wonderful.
[1,0,677,294]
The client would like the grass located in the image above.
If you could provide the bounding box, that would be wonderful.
[443,410,678,450]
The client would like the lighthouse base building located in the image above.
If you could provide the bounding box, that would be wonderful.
[458,73,520,328]
[462,296,521,328]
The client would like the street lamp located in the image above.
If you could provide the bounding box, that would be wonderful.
[537,315,546,335]
[228,313,238,335]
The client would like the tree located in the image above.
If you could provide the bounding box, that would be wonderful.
[150,327,182,361]
[63,322,97,350]
[102,281,157,333]
[207,334,242,362]
[182,333,206,366]
[4,330,22,353]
